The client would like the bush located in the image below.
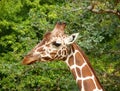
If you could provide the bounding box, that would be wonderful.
[0,0,120,91]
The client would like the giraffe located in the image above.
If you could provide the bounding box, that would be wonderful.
[22,22,104,91]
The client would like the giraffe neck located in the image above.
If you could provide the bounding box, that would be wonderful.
[65,43,103,91]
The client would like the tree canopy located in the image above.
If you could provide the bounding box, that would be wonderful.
[0,0,120,91]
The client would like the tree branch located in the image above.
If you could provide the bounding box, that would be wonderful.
[87,3,120,19]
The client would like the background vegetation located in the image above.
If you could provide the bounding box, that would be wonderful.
[0,0,120,91]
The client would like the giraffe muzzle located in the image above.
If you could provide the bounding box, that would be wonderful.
[22,54,41,65]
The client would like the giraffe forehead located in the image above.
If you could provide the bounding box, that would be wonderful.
[33,33,68,52]
[51,34,67,43]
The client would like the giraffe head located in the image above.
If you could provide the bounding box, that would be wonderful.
[22,22,79,65]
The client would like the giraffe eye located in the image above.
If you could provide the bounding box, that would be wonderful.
[52,41,61,47]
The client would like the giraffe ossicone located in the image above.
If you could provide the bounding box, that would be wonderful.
[22,22,104,91]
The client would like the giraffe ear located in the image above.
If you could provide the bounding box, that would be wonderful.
[65,33,79,45]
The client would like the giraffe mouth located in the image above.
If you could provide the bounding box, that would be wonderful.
[22,55,41,65]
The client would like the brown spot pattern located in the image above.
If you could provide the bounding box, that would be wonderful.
[82,65,92,77]
[76,67,81,77]
[71,69,77,79]
[75,52,84,66]
[68,55,74,66]
[77,80,82,89]
[83,79,95,91]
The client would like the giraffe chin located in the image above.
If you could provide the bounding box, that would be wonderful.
[22,57,40,65]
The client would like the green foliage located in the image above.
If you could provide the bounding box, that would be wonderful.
[0,0,120,91]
